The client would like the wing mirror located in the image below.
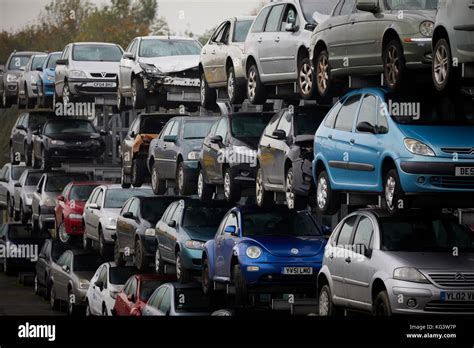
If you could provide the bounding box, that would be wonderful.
[89,203,100,210]
[168,220,177,228]
[127,293,136,302]
[16,125,26,131]
[356,122,377,134]
[123,52,134,60]
[356,0,380,13]
[57,195,65,202]
[100,129,107,136]
[95,280,104,290]
[32,129,40,136]
[224,225,237,236]
[272,129,286,140]
[285,23,299,32]
[62,265,70,272]
[123,212,134,219]
[36,67,43,72]
[129,131,136,138]
[55,59,68,66]
[14,182,22,188]
[163,135,178,143]
[210,135,223,144]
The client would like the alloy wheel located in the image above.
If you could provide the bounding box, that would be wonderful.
[224,172,231,200]
[385,176,396,209]
[58,223,70,244]
[228,72,235,100]
[285,171,295,210]
[385,46,400,85]
[155,248,161,273]
[132,83,137,107]
[63,85,70,106]
[200,77,206,105]
[319,290,330,316]
[248,70,256,100]
[256,169,264,206]
[176,254,182,280]
[317,55,329,93]
[197,171,204,198]
[317,176,328,209]
[433,44,449,86]
[178,166,184,193]
[299,62,313,96]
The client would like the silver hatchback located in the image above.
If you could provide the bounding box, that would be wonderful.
[318,209,474,315]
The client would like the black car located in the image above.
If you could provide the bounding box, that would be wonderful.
[148,116,218,196]
[121,113,179,188]
[34,239,69,299]
[114,195,186,271]
[197,112,274,202]
[256,106,330,210]
[0,223,50,275]
[31,118,106,171]
[10,111,57,165]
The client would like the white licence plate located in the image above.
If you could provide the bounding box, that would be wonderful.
[455,167,474,177]
[91,82,116,88]
[441,291,474,301]
[282,267,313,275]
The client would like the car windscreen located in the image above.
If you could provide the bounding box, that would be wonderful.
[242,212,322,237]
[230,115,273,140]
[44,120,96,135]
[69,185,97,201]
[28,113,56,129]
[387,92,474,126]
[300,0,335,24]
[233,20,254,43]
[294,108,330,135]
[140,280,162,302]
[384,0,438,10]
[182,206,229,228]
[72,44,122,62]
[140,117,170,134]
[381,218,474,252]
[8,225,49,239]
[51,242,68,262]
[73,254,102,272]
[174,288,211,313]
[183,120,215,139]
[139,39,201,58]
[12,167,27,181]
[104,188,153,208]
[26,172,42,186]
[45,175,88,193]
[46,53,61,69]
[32,56,47,70]
[141,198,174,224]
[8,55,31,70]
[109,267,137,285]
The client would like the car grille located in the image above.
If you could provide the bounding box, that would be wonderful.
[169,68,199,79]
[430,176,474,189]
[424,301,474,313]
[428,272,474,287]
[191,258,201,266]
[442,147,474,155]
[90,73,117,78]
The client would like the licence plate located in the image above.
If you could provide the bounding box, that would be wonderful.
[441,291,474,301]
[455,167,474,177]
[92,82,116,88]
[282,267,313,275]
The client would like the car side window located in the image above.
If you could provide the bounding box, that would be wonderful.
[37,176,45,193]
[216,215,229,237]
[215,118,228,140]
[352,216,374,252]
[162,203,177,224]
[129,199,140,217]
[39,241,49,259]
[95,189,104,206]
[122,278,132,295]
[158,288,171,313]
[264,112,282,137]
[21,114,29,128]
[208,120,219,137]
[252,6,272,33]
[378,97,389,132]
[324,103,343,129]
[276,111,292,138]
[57,253,68,266]
[128,279,137,298]
[224,213,239,234]
[4,167,10,182]
[356,94,378,130]
[120,200,131,216]
[265,5,285,32]
[211,23,226,43]
[169,121,180,137]
[280,4,299,30]
[336,215,357,247]
[61,46,70,60]
[151,287,167,308]
[220,22,231,44]
[340,0,356,15]
[334,95,361,132]
[129,40,138,56]
[88,188,99,204]
[170,204,182,225]
[333,0,344,15]
[98,266,108,288]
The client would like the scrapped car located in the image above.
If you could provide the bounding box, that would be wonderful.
[10,111,57,166]
[432,0,474,92]
[142,282,212,316]
[83,184,153,258]
[114,195,184,271]
[37,51,62,107]
[55,42,123,104]
[149,116,218,195]
[310,0,437,99]
[49,249,102,315]
[85,262,137,316]
[319,209,474,315]
[14,169,43,224]
[197,112,273,202]
[244,0,335,104]
[121,113,178,188]
[256,106,330,209]
[202,206,328,306]
[200,16,255,107]
[31,118,106,171]
[0,163,28,219]
[313,88,474,215]
[35,239,69,299]
[155,199,231,283]
[1,51,44,108]
[17,54,47,109]
[118,36,202,110]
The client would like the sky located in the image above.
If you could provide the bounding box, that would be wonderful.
[0,0,264,36]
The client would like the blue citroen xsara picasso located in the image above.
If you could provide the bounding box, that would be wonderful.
[313,88,474,215]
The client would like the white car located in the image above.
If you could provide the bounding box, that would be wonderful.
[85,262,137,316]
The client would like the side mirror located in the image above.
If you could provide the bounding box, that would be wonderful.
[36,186,42,194]
[285,23,299,32]
[123,212,134,219]
[210,135,223,144]
[0,177,6,183]
[62,265,70,272]
[129,131,136,138]
[356,0,380,13]
[100,129,107,136]
[15,182,22,188]
[95,280,104,290]
[16,125,25,131]
[57,195,65,202]
[168,220,177,228]
[55,59,68,66]
[163,135,177,143]
[123,52,134,60]
[356,122,377,134]
[127,293,136,302]
[36,67,43,72]
[321,225,331,236]
[224,225,237,235]
[272,129,286,140]
[89,203,100,210]
[32,129,40,136]
[20,66,25,72]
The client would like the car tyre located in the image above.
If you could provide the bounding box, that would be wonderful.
[200,73,217,109]
[197,169,214,202]
[50,284,59,310]
[232,264,247,307]
[114,240,126,266]
[34,275,41,296]
[26,88,35,109]
[151,164,166,195]
[40,148,51,171]
[227,67,245,104]
[20,202,28,225]
[318,284,340,316]
[432,38,459,93]
[176,251,192,283]
[223,167,241,203]
[298,57,317,100]
[202,257,213,295]
[383,39,406,91]
[256,167,273,208]
[131,158,144,187]
[121,165,131,189]
[315,49,335,101]
[374,290,392,316]
[24,143,32,166]
[247,64,267,105]
[285,168,307,210]
[83,231,92,250]
[177,162,193,196]
[316,170,340,215]
[132,78,146,109]
[57,221,70,244]
[155,245,165,275]
[134,239,148,272]
[98,228,110,260]
[383,169,406,214]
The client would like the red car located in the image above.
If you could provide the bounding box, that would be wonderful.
[54,181,106,244]
[114,274,176,316]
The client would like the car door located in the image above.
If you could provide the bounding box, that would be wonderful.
[84,188,99,238]
[161,120,181,179]
[0,165,9,206]
[215,213,239,279]
[213,215,229,278]
[90,189,105,240]
[269,110,292,186]
[156,203,178,262]
[208,118,228,182]
[89,265,103,314]
[116,277,133,315]
[120,39,138,94]
[127,198,141,249]
[201,120,219,182]
[202,23,225,84]
[214,22,232,84]
[116,200,132,251]
[122,117,140,171]
[274,3,301,76]
[56,251,72,301]
[32,175,45,218]
[155,121,175,178]
[36,241,50,287]
[55,45,70,96]
[162,203,182,264]
[259,4,286,77]
[11,114,25,157]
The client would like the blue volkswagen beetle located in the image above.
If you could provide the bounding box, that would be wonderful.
[202,205,328,306]
[37,51,61,107]
[313,87,474,215]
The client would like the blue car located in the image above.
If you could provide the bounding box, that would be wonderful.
[202,205,327,305]
[37,51,61,107]
[313,88,474,215]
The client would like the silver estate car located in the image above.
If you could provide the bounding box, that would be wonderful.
[432,0,474,92]
[318,209,474,315]
[200,16,255,107]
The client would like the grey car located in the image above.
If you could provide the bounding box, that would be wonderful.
[310,0,437,99]
[17,54,47,109]
[432,0,474,92]
[318,209,474,315]
[1,51,44,108]
[49,249,102,316]
[14,169,43,224]
[0,163,28,220]
[244,0,335,104]
[200,16,255,107]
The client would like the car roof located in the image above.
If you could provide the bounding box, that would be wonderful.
[10,51,45,56]
[26,111,57,117]
[141,113,185,118]
[67,181,109,186]
[99,184,152,190]
[181,198,233,209]
[225,111,276,119]
[341,87,390,102]
[169,116,220,122]
[139,36,197,41]
[44,118,92,124]
[72,42,119,46]
[353,208,458,220]
[167,282,202,290]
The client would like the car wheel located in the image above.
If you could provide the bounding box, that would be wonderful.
[26,88,35,109]
[40,148,51,171]
[83,230,92,250]
[247,64,267,105]
[318,284,337,316]
[315,49,333,100]
[383,39,406,90]
[131,159,144,187]
[316,170,339,215]
[155,246,165,275]
[116,89,128,112]
[62,83,73,107]
[197,169,213,202]
[227,67,245,104]
[50,284,59,310]
[298,57,317,100]
[202,257,213,295]
[32,216,39,233]
[383,169,406,214]
[232,264,247,308]
[17,93,24,109]
[285,168,307,210]
[24,143,32,166]
[374,290,392,316]
[57,222,70,244]
[34,275,41,296]
[151,164,166,195]
[177,162,193,196]
[176,251,192,283]
[200,73,217,109]
[132,78,146,109]
[7,195,14,219]
[120,165,131,189]
[134,239,148,272]
[223,167,241,203]
[20,202,28,225]
[433,38,459,93]
[256,167,273,208]
[114,240,126,266]
[98,228,109,260]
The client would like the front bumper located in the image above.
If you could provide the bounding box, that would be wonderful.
[64,217,85,235]
[400,34,433,67]
[45,144,105,161]
[68,78,117,96]
[183,160,199,182]
[180,247,204,271]
[229,163,257,187]
[102,227,117,243]
[4,82,18,97]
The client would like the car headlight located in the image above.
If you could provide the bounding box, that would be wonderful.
[145,228,155,237]
[69,70,87,78]
[246,246,262,259]
[187,151,199,160]
[51,140,66,145]
[107,217,117,229]
[404,138,435,157]
[47,75,55,82]
[420,21,434,37]
[44,198,56,207]
[79,279,90,289]
[139,63,161,75]
[393,267,429,284]
[26,193,34,199]
[7,74,18,83]
[69,213,82,220]
[185,240,205,250]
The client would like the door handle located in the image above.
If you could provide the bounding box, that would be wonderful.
[350,139,355,144]
[328,24,332,30]
[266,144,271,149]
[211,50,216,55]
[469,3,474,9]
[345,257,351,264]
[257,37,263,43]
[275,37,280,43]
[328,135,333,140]
[329,253,334,260]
